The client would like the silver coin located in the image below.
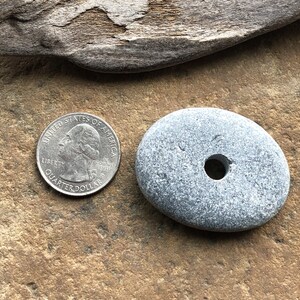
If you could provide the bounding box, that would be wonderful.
[37,112,121,196]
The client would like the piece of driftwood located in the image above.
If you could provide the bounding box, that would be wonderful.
[0,0,299,73]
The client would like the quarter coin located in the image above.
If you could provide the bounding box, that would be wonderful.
[37,112,120,196]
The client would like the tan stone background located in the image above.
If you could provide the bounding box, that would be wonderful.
[0,21,299,300]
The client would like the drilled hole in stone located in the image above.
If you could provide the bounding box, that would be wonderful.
[204,154,230,180]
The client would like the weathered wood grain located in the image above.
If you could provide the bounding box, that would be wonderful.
[0,0,299,72]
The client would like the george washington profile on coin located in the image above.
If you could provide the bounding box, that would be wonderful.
[37,113,120,196]
[58,124,101,183]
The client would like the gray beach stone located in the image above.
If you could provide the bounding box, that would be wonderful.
[135,108,290,232]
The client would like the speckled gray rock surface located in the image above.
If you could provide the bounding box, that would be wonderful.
[136,108,290,232]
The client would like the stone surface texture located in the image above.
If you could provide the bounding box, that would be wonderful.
[0,0,299,72]
[136,108,290,232]
[0,22,300,299]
